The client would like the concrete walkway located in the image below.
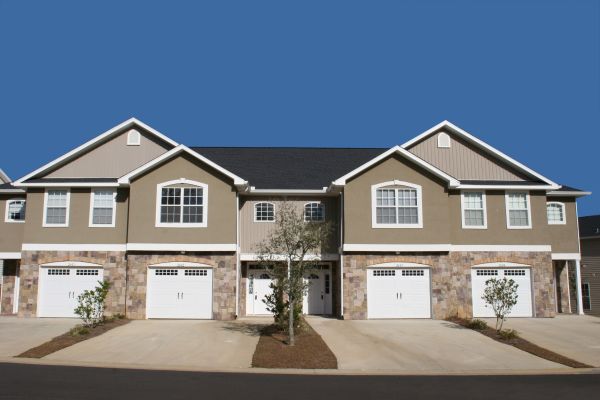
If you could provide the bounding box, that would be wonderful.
[0,317,77,357]
[308,317,563,372]
[45,319,270,369]
[493,315,600,367]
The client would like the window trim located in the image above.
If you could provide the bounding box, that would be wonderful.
[254,202,275,223]
[42,188,71,227]
[371,180,423,229]
[303,202,325,222]
[88,189,117,228]
[155,179,208,228]
[546,201,566,225]
[505,191,532,229]
[460,191,487,229]
[4,198,26,223]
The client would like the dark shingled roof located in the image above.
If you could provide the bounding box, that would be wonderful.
[191,147,386,189]
[579,215,600,238]
[0,182,25,192]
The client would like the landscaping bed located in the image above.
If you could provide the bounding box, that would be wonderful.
[252,320,337,369]
[17,317,130,359]
[447,317,592,368]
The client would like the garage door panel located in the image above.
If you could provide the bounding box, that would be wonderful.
[367,268,431,319]
[471,268,533,318]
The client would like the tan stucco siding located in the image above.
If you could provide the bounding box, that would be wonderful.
[407,131,529,181]
[46,128,172,178]
[344,155,451,244]
[0,195,26,252]
[239,196,339,254]
[127,154,236,244]
[22,189,128,244]
[543,198,580,253]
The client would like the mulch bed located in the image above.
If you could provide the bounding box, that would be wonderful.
[252,320,337,369]
[16,318,130,359]
[447,317,592,368]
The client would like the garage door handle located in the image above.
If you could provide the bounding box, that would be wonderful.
[254,295,257,300]
[181,292,184,299]
[177,292,180,299]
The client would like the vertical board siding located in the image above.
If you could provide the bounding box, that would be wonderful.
[581,256,600,317]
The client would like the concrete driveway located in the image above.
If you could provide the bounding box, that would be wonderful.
[0,317,77,357]
[496,315,600,367]
[45,319,269,370]
[308,317,563,372]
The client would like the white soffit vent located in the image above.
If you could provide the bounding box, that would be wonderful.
[437,132,451,148]
[127,129,141,146]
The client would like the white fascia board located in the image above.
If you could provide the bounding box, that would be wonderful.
[15,182,120,188]
[0,188,25,193]
[547,190,591,198]
[0,252,21,259]
[22,244,127,252]
[402,121,560,188]
[457,184,557,190]
[126,243,237,252]
[0,168,10,183]
[247,187,331,196]
[14,118,179,185]
[40,261,102,267]
[240,253,340,261]
[552,253,581,261]
[451,245,552,252]
[118,145,247,186]
[342,244,552,252]
[332,146,460,187]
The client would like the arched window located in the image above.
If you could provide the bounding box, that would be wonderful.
[5,199,26,222]
[547,202,566,225]
[127,129,141,146]
[254,202,275,222]
[156,179,207,227]
[304,202,325,222]
[437,132,451,148]
[371,181,423,228]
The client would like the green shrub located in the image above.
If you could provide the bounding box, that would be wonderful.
[498,328,519,340]
[74,280,110,328]
[69,326,90,336]
[466,319,488,330]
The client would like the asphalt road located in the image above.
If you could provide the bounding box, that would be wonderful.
[0,363,599,400]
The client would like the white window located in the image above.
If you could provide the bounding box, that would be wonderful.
[546,202,566,225]
[371,181,423,228]
[505,191,532,229]
[437,132,451,148]
[43,189,70,227]
[89,189,116,227]
[255,202,275,222]
[155,179,207,227]
[5,199,26,223]
[127,129,141,146]
[304,202,325,222]
[461,191,487,229]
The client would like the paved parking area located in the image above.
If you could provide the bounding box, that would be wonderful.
[0,317,77,357]
[45,319,270,369]
[308,317,563,372]
[496,315,600,367]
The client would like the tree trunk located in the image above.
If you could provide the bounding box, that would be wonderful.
[288,297,295,346]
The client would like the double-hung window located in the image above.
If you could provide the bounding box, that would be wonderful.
[461,191,487,229]
[44,189,70,227]
[304,202,325,222]
[5,199,26,222]
[89,189,116,227]
[505,192,532,229]
[372,181,423,228]
[546,202,566,225]
[156,179,207,227]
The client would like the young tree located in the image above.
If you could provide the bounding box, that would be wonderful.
[482,277,519,331]
[74,280,111,328]
[257,201,332,346]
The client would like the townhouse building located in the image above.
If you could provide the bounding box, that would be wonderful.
[0,119,589,320]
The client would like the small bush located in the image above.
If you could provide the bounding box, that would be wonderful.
[498,328,519,340]
[466,319,488,330]
[74,280,110,328]
[69,326,90,336]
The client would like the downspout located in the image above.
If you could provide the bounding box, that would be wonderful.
[235,192,240,318]
[575,201,584,315]
[339,191,344,318]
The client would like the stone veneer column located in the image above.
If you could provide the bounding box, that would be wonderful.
[125,253,237,320]
[18,251,127,317]
[1,276,15,314]
[343,251,556,320]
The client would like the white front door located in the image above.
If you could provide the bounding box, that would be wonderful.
[367,268,431,319]
[471,268,533,318]
[302,268,333,315]
[247,271,273,315]
[146,267,213,319]
[38,267,104,318]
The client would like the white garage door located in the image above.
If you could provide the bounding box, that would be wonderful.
[38,267,104,318]
[146,267,212,319]
[471,267,533,318]
[367,268,431,319]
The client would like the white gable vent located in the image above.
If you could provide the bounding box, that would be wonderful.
[437,132,451,148]
[127,129,141,146]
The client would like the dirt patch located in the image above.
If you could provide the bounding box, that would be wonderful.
[447,317,592,368]
[252,320,337,369]
[16,318,130,359]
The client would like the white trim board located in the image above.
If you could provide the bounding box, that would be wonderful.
[22,244,127,252]
[127,243,237,252]
[551,253,581,261]
[547,190,591,198]
[18,182,120,188]
[240,253,340,262]
[148,261,212,268]
[13,118,179,185]
[40,261,102,267]
[0,252,21,259]
[342,244,552,252]
[401,120,560,189]
[0,168,10,183]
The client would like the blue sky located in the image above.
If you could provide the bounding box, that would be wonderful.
[0,1,598,214]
